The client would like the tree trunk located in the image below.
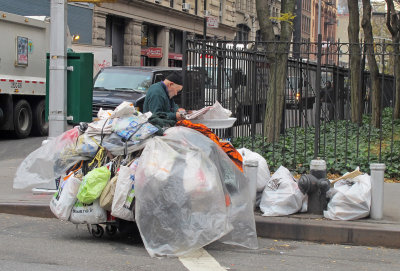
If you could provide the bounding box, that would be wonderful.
[348,0,362,124]
[362,0,381,128]
[257,0,296,143]
[394,43,400,119]
[385,0,400,119]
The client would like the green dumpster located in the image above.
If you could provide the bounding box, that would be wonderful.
[46,52,94,123]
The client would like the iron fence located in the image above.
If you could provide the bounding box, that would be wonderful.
[182,38,400,177]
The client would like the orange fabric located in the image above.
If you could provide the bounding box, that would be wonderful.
[176,120,243,172]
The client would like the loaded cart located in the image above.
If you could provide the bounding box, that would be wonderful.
[13,101,259,257]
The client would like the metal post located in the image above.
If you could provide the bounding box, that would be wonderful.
[49,0,67,137]
[243,160,259,208]
[314,0,322,158]
[370,163,385,220]
[182,31,188,109]
[203,0,207,39]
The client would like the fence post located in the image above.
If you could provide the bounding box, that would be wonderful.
[314,34,322,158]
[182,31,188,109]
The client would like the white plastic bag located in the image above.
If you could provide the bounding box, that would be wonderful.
[238,148,271,192]
[69,199,107,224]
[260,166,306,216]
[110,101,135,118]
[49,175,81,220]
[97,108,113,119]
[324,174,371,220]
[111,163,137,221]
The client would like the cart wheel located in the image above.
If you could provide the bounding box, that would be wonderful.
[105,224,117,236]
[91,224,104,238]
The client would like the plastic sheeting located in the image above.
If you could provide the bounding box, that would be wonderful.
[324,174,371,220]
[13,127,85,189]
[135,127,258,257]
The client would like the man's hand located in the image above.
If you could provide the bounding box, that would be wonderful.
[176,111,185,121]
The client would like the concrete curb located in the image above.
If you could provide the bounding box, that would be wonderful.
[1,202,400,249]
[0,203,54,219]
[255,216,400,249]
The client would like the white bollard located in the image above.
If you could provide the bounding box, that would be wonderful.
[243,160,259,208]
[370,163,385,220]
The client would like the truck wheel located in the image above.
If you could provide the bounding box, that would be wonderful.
[32,100,49,136]
[13,100,32,139]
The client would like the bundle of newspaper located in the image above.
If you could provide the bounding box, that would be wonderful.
[185,101,232,120]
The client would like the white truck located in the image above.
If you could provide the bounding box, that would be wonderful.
[0,11,49,138]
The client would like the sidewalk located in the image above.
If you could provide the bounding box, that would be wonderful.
[1,152,400,249]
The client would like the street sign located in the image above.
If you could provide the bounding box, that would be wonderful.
[206,16,219,28]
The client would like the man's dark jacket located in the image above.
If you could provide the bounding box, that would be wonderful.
[143,82,178,120]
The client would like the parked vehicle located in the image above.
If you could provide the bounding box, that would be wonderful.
[0,11,49,138]
[92,66,202,116]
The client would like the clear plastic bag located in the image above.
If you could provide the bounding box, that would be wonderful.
[259,166,306,216]
[113,116,158,142]
[13,127,85,189]
[324,174,371,220]
[135,127,257,257]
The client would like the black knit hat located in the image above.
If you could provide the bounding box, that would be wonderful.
[166,71,183,86]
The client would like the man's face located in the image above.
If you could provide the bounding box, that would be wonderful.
[167,82,183,98]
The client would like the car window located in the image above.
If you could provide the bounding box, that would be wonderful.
[154,73,165,83]
[94,69,153,91]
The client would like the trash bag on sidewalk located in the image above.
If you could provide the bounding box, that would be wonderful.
[237,148,271,192]
[324,174,371,220]
[135,127,257,257]
[14,127,85,189]
[260,166,306,216]
[50,174,81,220]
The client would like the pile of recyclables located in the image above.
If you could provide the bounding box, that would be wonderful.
[13,101,258,257]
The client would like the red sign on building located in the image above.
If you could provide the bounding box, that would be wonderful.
[141,47,163,58]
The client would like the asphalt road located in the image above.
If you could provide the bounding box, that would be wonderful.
[0,134,45,161]
[1,214,399,271]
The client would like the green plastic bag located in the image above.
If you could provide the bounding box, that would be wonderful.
[77,166,111,204]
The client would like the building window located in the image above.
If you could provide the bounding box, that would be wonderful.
[195,0,198,15]
[170,0,174,8]
[235,24,250,41]
[141,24,158,47]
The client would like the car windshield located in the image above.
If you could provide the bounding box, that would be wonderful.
[94,69,153,92]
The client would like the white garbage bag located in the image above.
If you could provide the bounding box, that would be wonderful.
[69,199,107,224]
[324,174,371,220]
[49,175,81,220]
[260,166,306,216]
[238,148,271,192]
